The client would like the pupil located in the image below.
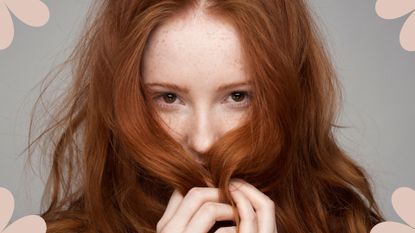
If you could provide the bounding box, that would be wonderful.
[231,92,244,102]
[163,93,176,103]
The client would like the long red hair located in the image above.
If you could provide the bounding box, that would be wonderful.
[28,0,384,232]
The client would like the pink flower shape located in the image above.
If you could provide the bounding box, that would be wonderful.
[0,187,46,233]
[371,187,415,233]
[376,0,415,51]
[0,0,49,50]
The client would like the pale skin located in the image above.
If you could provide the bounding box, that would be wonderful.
[142,7,277,233]
[156,180,277,233]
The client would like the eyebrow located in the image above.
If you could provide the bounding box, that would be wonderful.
[144,81,252,94]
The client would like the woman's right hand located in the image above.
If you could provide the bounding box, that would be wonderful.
[156,180,277,233]
[156,187,237,233]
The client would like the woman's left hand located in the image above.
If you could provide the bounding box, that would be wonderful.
[228,179,278,233]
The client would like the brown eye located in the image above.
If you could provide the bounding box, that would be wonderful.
[231,91,246,102]
[162,93,177,103]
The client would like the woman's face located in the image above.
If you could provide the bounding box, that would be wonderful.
[142,11,251,163]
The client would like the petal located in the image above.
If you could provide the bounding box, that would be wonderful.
[2,215,46,233]
[392,187,415,227]
[0,2,14,50]
[400,12,415,51]
[3,0,49,27]
[376,0,415,19]
[371,221,415,233]
[0,187,14,231]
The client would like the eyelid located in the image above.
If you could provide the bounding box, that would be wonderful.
[152,92,184,105]
[151,89,253,110]
[223,90,252,107]
[145,91,181,111]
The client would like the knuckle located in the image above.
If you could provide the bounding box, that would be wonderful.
[245,211,257,222]
[186,187,205,209]
[187,187,204,199]
[265,197,275,211]
[201,202,217,215]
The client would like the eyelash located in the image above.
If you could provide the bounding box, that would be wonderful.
[152,90,252,110]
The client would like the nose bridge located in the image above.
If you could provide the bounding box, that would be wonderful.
[187,106,218,154]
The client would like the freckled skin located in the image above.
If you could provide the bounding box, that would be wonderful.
[142,9,250,160]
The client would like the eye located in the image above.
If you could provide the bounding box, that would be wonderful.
[230,91,246,102]
[161,93,177,103]
[226,91,251,108]
[152,92,182,110]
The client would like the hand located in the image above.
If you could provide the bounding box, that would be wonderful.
[229,179,278,233]
[156,187,235,233]
[156,179,278,233]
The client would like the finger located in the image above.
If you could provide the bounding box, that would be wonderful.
[184,202,235,233]
[230,188,257,233]
[163,187,221,230]
[214,226,237,233]
[157,190,184,232]
[230,180,277,233]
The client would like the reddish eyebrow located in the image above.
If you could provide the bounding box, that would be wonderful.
[145,81,252,94]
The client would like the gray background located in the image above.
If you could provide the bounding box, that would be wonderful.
[1,0,414,223]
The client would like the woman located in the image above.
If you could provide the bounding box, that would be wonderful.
[28,0,384,232]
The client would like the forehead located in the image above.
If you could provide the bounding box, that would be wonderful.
[142,10,248,84]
